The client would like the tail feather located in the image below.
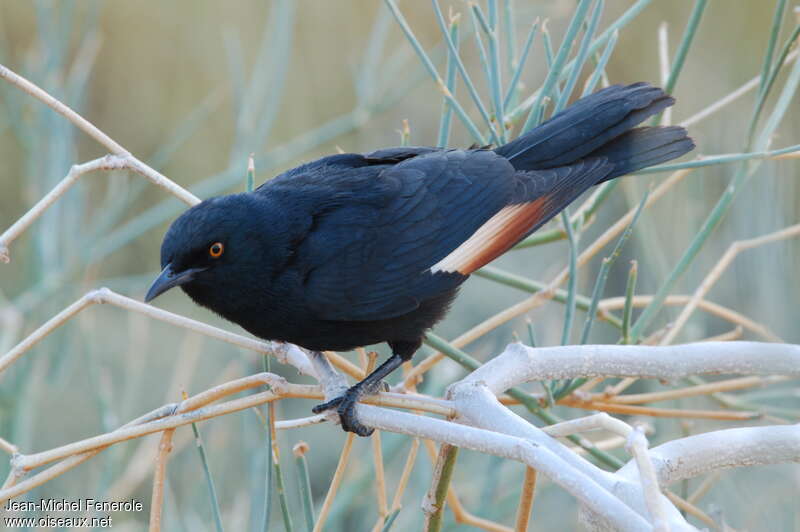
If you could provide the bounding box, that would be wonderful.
[438,83,695,278]
[590,126,695,183]
[495,82,685,171]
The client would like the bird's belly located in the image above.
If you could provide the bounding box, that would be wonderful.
[239,288,458,352]
[241,314,420,352]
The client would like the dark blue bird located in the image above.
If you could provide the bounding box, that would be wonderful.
[146,83,694,436]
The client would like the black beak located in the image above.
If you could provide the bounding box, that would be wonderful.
[145,263,204,302]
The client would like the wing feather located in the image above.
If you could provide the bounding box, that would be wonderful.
[296,150,612,322]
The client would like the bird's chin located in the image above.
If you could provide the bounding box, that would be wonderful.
[179,281,210,307]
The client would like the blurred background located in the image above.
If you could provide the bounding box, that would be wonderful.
[0,1,798,530]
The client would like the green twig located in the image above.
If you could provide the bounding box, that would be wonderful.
[246,154,255,193]
[522,0,593,130]
[385,0,487,144]
[437,17,460,148]
[631,29,800,342]
[638,143,800,174]
[424,443,459,532]
[431,0,501,143]
[474,266,623,329]
[664,0,707,96]
[560,210,578,346]
[554,0,604,114]
[582,29,618,96]
[293,443,315,532]
[540,24,562,106]
[747,22,800,144]
[555,190,648,399]
[484,0,506,142]
[580,187,649,345]
[503,19,539,112]
[399,119,411,146]
[621,260,638,345]
[270,402,294,532]
[381,509,402,531]
[758,0,789,96]
[652,0,708,125]
[504,0,652,126]
[470,4,493,101]
[503,0,518,90]
[190,421,225,532]
[526,318,537,348]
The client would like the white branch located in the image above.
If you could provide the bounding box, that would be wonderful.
[0,155,200,263]
[0,288,316,378]
[0,63,201,263]
[306,350,349,401]
[543,412,633,439]
[0,64,129,155]
[461,342,800,395]
[0,156,121,262]
[445,341,800,530]
[357,404,656,532]
[3,288,797,532]
[447,380,693,531]
[627,428,670,532]
[617,424,800,487]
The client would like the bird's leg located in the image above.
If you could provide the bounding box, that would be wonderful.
[312,341,418,437]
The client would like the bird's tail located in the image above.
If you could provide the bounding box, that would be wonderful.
[494,82,694,176]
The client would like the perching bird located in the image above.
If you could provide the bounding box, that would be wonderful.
[146,82,694,436]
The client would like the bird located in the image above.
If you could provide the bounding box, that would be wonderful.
[145,82,694,437]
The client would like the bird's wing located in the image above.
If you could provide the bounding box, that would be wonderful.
[297,149,612,322]
[429,157,613,276]
[297,149,512,321]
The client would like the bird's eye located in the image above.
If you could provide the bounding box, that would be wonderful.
[209,242,224,258]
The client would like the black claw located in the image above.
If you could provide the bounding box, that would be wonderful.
[311,396,343,414]
[337,396,374,437]
[312,387,374,436]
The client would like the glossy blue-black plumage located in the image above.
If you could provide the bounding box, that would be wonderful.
[151,83,693,434]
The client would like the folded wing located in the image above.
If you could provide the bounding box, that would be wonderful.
[301,150,613,321]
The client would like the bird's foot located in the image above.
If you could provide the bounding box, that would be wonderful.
[312,386,374,437]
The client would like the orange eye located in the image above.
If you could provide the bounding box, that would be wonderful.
[209,242,224,258]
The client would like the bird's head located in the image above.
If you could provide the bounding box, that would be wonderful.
[145,194,269,305]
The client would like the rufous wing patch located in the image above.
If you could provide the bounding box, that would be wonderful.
[430,197,547,275]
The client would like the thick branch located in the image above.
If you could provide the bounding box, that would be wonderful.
[617,424,800,487]
[357,404,654,532]
[461,342,800,395]
[447,381,691,531]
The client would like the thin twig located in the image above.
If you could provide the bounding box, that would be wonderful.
[0,437,18,455]
[0,63,200,259]
[604,376,790,404]
[148,429,175,532]
[661,223,800,345]
[313,434,355,532]
[514,467,537,532]
[388,438,420,515]
[664,491,719,530]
